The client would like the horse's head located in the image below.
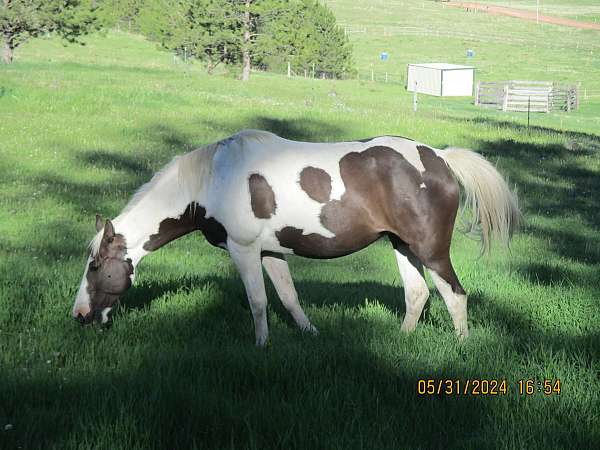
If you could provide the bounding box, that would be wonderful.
[72,216,133,325]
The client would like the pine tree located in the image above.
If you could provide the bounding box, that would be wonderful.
[254,0,353,78]
[134,0,353,79]
[0,0,97,64]
[96,0,145,31]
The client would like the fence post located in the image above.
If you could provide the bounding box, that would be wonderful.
[371,69,374,82]
[413,81,418,112]
[527,96,530,130]
[385,72,388,83]
[287,62,291,78]
[475,81,480,105]
[502,85,508,111]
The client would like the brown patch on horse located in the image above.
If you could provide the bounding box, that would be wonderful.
[299,166,332,203]
[87,257,133,298]
[143,203,227,251]
[276,145,464,293]
[96,221,127,261]
[84,219,134,321]
[249,173,277,219]
[411,145,464,294]
[277,146,422,258]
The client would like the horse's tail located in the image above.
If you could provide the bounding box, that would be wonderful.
[436,147,521,253]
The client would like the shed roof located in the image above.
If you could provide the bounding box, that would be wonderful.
[408,63,474,70]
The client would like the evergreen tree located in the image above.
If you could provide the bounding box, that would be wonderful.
[96,0,145,31]
[139,0,241,73]
[0,0,97,64]
[132,0,353,79]
[255,0,353,78]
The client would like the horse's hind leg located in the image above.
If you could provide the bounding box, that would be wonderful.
[262,253,317,334]
[389,235,429,333]
[425,258,469,339]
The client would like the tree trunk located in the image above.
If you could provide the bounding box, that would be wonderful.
[2,34,13,64]
[241,0,251,82]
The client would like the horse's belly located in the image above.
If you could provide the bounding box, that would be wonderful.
[269,224,381,259]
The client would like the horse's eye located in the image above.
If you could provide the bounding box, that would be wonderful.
[107,237,114,244]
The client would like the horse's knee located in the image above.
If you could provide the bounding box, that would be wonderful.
[405,281,429,306]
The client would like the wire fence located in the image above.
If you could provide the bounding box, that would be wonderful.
[285,63,406,85]
[340,23,600,53]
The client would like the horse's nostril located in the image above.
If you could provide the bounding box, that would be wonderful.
[77,314,86,325]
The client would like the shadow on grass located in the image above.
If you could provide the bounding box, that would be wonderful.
[3,271,598,449]
[447,115,600,151]
[475,138,599,265]
[0,272,510,450]
[199,115,346,142]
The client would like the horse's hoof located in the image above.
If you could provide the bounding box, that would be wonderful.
[255,335,269,347]
[456,327,470,340]
[303,324,319,335]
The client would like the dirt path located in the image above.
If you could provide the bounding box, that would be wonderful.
[446,2,600,30]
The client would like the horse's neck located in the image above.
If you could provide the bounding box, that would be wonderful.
[113,152,211,265]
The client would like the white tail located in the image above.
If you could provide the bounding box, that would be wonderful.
[436,147,521,252]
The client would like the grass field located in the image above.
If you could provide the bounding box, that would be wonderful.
[1,5,599,449]
[329,0,600,97]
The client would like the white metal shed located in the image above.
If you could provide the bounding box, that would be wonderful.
[406,63,475,97]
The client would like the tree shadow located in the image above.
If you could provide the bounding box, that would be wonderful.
[471,290,600,364]
[198,115,346,142]
[121,270,408,326]
[476,138,599,266]
[446,115,600,152]
[81,149,154,178]
[3,272,598,449]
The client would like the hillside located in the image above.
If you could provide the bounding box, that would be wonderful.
[327,0,600,103]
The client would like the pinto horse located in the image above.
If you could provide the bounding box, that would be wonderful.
[73,130,520,344]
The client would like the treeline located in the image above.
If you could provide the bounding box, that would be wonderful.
[101,0,354,79]
[1,0,354,80]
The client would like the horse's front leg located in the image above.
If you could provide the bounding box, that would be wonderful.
[228,238,269,346]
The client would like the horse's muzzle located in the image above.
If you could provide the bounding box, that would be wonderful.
[77,313,93,326]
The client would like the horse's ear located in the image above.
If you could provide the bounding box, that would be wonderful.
[103,219,115,238]
[96,214,103,233]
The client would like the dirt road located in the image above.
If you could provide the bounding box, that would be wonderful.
[446,2,600,30]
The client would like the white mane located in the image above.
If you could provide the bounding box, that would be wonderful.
[88,140,220,254]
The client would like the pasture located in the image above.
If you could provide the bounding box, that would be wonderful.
[1,4,599,449]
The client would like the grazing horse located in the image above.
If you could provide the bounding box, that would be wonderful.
[72,130,520,344]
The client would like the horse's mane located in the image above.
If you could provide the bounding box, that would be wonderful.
[88,139,222,254]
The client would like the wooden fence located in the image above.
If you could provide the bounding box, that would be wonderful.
[475,80,578,112]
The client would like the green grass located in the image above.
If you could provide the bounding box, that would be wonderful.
[328,0,600,97]
[1,21,599,450]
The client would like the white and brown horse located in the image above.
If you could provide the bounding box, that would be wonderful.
[73,130,520,344]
